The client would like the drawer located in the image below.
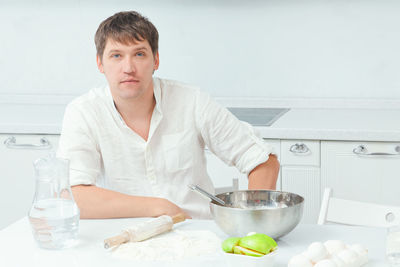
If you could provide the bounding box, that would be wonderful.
[281,140,320,166]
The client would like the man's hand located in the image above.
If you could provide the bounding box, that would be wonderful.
[248,154,280,190]
[72,185,191,219]
[153,198,192,219]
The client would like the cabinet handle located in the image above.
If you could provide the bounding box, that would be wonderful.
[352,145,400,157]
[3,136,52,150]
[289,143,310,154]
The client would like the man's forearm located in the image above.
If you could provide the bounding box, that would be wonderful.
[71,185,188,219]
[248,154,280,190]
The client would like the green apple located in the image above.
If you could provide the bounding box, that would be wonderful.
[221,237,241,253]
[239,233,277,255]
[233,245,264,257]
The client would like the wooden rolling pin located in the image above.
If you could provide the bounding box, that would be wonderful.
[104,213,186,249]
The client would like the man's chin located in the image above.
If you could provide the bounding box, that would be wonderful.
[111,82,150,101]
[118,89,145,100]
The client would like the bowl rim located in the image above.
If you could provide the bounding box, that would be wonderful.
[210,189,304,210]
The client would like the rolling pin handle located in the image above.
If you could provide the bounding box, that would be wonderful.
[172,213,186,224]
[104,231,130,249]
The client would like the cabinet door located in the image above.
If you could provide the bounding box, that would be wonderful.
[281,166,320,223]
[321,141,400,206]
[280,140,321,223]
[0,134,60,229]
[205,139,281,191]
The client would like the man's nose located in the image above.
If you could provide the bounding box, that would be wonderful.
[122,57,136,73]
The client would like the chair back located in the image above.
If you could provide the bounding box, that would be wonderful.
[318,188,400,227]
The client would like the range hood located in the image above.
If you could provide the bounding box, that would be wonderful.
[227,107,289,126]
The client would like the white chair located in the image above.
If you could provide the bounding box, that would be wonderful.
[318,188,400,227]
[214,178,239,195]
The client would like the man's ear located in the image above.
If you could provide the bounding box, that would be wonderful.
[96,54,104,73]
[154,52,160,71]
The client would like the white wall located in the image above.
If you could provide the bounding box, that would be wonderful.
[0,0,399,99]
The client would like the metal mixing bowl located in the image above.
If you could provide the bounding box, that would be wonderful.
[210,190,304,239]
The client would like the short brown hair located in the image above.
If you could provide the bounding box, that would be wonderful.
[95,11,159,60]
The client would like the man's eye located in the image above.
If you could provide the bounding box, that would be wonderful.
[112,54,120,58]
[136,52,144,57]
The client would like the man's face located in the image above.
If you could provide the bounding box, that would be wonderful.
[97,38,159,101]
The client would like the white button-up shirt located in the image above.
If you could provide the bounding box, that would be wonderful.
[57,77,274,219]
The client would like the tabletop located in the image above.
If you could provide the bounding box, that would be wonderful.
[0,217,388,267]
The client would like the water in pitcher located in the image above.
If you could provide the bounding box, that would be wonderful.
[29,199,79,249]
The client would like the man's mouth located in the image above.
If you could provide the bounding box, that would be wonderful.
[120,79,139,84]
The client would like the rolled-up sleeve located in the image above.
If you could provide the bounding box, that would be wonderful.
[195,91,276,175]
[57,103,101,186]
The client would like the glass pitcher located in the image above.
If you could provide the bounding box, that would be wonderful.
[28,153,80,249]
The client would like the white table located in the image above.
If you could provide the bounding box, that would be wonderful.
[0,217,387,267]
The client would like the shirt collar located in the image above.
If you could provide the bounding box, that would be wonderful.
[152,77,163,115]
[104,84,124,123]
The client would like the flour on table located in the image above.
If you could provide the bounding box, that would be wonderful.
[111,230,221,261]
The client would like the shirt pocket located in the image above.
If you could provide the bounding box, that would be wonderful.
[162,132,194,172]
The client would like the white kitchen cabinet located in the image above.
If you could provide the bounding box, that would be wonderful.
[205,139,281,192]
[281,166,320,223]
[0,134,60,230]
[321,141,400,206]
[280,140,321,223]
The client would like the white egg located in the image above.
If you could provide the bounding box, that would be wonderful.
[288,254,314,267]
[331,255,348,267]
[300,251,311,259]
[314,259,338,267]
[324,240,346,255]
[304,242,329,263]
[348,244,368,256]
[348,244,368,266]
[337,249,360,267]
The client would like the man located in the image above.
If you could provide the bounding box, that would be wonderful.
[58,11,279,219]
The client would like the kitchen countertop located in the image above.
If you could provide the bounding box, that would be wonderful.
[0,217,387,267]
[0,98,399,142]
[258,108,400,142]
